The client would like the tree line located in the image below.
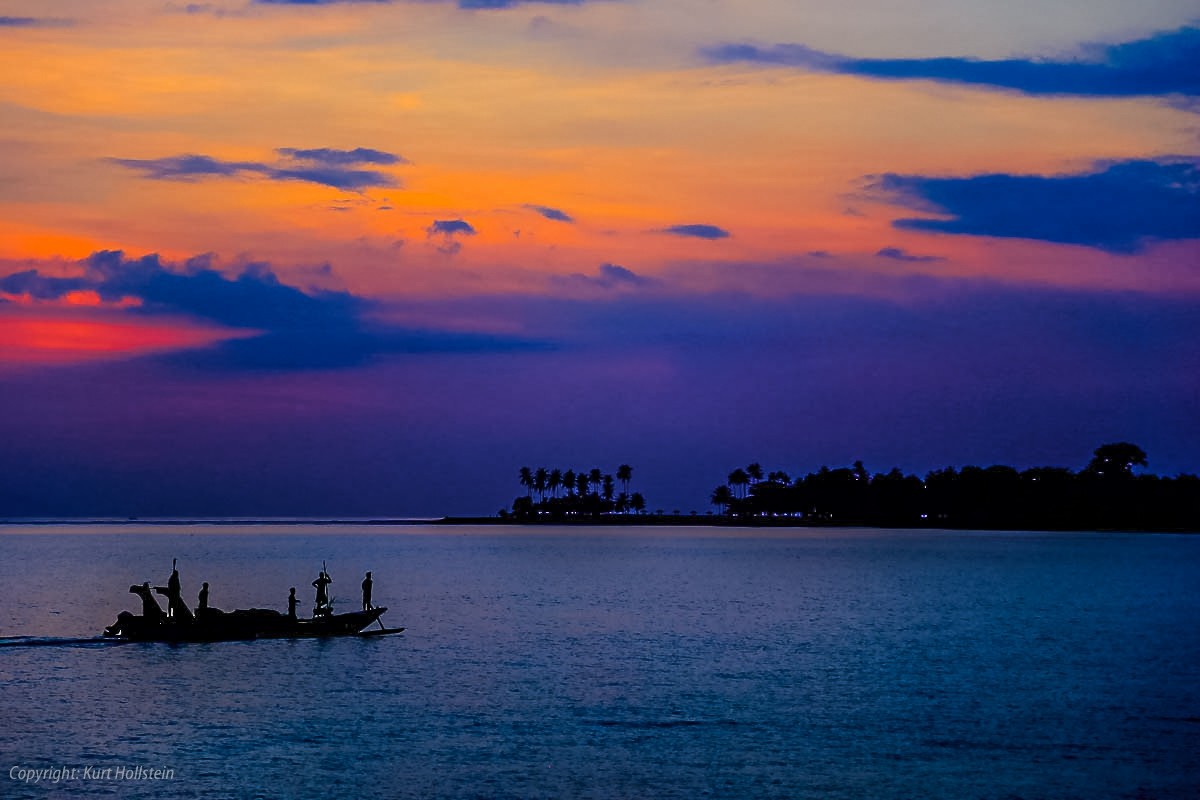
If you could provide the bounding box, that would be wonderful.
[709,443,1200,531]
[508,464,646,519]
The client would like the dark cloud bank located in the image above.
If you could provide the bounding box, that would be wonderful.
[704,26,1200,100]
[0,251,542,370]
[869,157,1200,253]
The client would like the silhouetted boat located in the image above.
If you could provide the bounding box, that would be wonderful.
[103,584,404,643]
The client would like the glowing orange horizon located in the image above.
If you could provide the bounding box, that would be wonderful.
[0,315,252,366]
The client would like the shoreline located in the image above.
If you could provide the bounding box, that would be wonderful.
[0,518,440,527]
[438,515,1198,533]
[1,515,1194,533]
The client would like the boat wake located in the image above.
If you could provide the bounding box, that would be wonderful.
[0,635,135,649]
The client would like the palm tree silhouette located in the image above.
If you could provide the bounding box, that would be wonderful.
[512,463,650,519]
[711,485,734,513]
[617,464,633,496]
[728,469,750,499]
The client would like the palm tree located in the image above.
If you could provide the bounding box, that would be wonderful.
[768,470,790,485]
[534,467,548,502]
[711,485,734,513]
[549,469,562,499]
[630,493,646,514]
[616,464,633,496]
[576,472,589,497]
[746,463,763,485]
[563,469,576,496]
[728,469,750,499]
[519,466,533,498]
[602,474,615,504]
[589,468,603,496]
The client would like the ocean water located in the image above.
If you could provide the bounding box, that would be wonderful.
[0,525,1197,799]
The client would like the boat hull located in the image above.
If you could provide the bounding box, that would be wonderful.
[105,607,391,643]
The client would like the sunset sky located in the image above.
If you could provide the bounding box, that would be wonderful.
[1,0,1197,516]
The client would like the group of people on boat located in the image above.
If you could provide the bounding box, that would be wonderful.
[105,559,379,635]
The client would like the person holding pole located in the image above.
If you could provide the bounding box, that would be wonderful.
[312,566,332,617]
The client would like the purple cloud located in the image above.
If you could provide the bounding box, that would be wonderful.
[256,0,392,5]
[554,262,655,292]
[0,270,89,299]
[276,147,408,167]
[704,26,1200,100]
[875,247,945,263]
[427,219,477,236]
[265,166,398,190]
[109,147,406,191]
[257,0,594,8]
[457,0,589,9]
[660,224,730,240]
[869,157,1200,254]
[524,204,575,223]
[108,154,254,181]
[596,263,648,286]
[0,16,71,27]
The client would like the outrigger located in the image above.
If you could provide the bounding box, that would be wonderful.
[102,564,405,643]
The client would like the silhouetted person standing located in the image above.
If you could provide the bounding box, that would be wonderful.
[198,582,209,613]
[288,588,298,619]
[313,570,332,616]
[167,561,181,617]
[362,571,373,611]
[161,559,193,622]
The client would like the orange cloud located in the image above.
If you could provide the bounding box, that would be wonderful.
[0,289,144,309]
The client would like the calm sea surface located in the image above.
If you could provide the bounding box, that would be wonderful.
[0,525,1197,799]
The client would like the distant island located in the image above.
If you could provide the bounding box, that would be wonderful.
[504,465,647,520]
[470,444,1199,531]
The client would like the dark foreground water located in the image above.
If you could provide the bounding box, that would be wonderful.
[0,526,1197,799]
